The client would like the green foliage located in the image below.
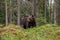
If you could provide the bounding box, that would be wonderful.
[0,5,5,23]
[37,17,47,26]
[0,24,60,40]
[36,0,47,25]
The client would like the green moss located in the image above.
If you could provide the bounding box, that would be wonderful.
[0,24,60,40]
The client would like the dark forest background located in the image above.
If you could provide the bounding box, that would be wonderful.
[0,0,60,26]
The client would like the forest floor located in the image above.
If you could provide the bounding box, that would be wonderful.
[0,24,60,40]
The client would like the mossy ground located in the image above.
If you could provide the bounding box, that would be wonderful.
[0,24,60,40]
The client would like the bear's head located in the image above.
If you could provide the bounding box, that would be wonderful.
[27,15,35,22]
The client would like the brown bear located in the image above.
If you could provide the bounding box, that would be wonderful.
[22,15,36,29]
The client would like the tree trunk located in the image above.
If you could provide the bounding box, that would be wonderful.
[36,0,39,17]
[54,0,57,24]
[31,0,36,16]
[51,0,54,24]
[44,0,47,23]
[35,0,39,26]
[5,0,8,26]
[9,0,13,23]
[17,0,22,25]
